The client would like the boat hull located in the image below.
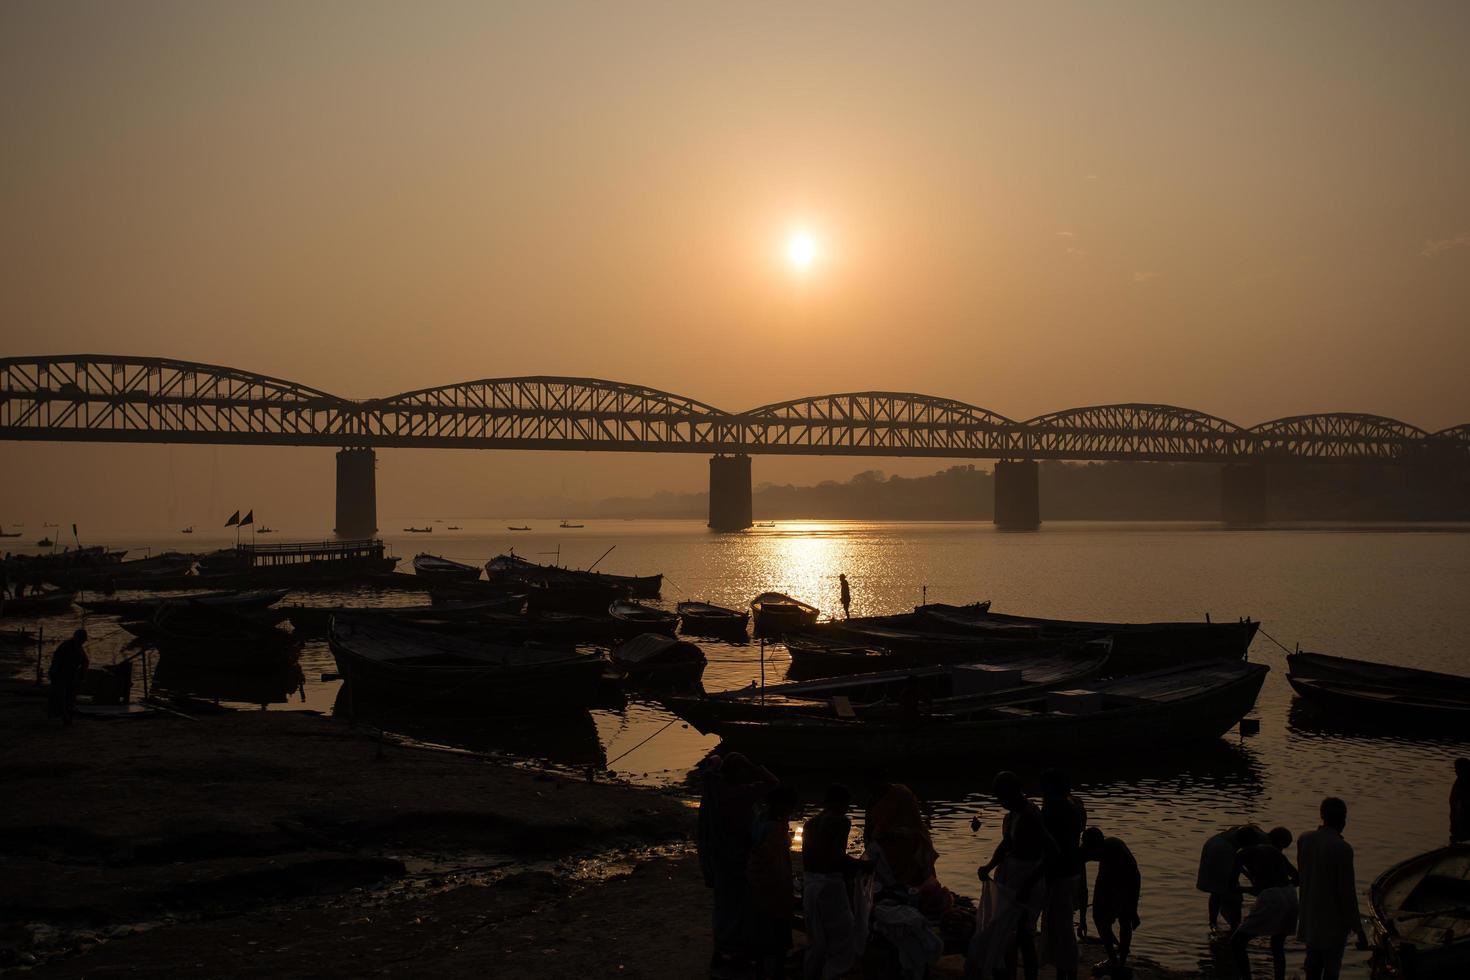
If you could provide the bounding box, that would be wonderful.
[1369,843,1470,979]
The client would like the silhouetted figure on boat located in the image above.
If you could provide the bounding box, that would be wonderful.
[1451,758,1470,844]
[1040,769,1087,980]
[1196,823,1268,932]
[802,784,872,980]
[1229,827,1298,980]
[1296,797,1368,980]
[838,573,851,620]
[1080,826,1140,980]
[696,750,777,975]
[968,771,1057,980]
[863,771,937,890]
[747,783,798,979]
[47,628,89,725]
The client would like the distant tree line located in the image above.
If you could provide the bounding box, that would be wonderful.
[587,461,1469,521]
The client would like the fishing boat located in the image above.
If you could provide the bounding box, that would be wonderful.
[609,598,679,636]
[559,520,584,528]
[0,589,77,618]
[915,603,1258,673]
[79,588,289,618]
[446,526,461,530]
[507,526,532,531]
[256,526,276,534]
[181,526,194,534]
[411,553,482,583]
[0,526,21,538]
[750,592,819,638]
[280,596,524,638]
[676,600,750,637]
[782,630,1086,680]
[486,552,662,599]
[404,526,433,533]
[753,521,776,528]
[121,607,303,669]
[1286,651,1470,729]
[36,537,53,547]
[195,539,398,588]
[665,643,1112,729]
[328,613,608,714]
[1369,843,1470,978]
[610,633,707,686]
[695,660,1269,767]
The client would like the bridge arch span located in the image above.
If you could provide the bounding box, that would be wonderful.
[1248,413,1429,460]
[734,391,1016,456]
[1019,403,1245,461]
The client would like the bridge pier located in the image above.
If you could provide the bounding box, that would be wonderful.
[335,448,378,538]
[993,460,1040,531]
[1220,463,1268,526]
[708,454,752,531]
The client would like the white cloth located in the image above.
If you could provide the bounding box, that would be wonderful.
[1238,884,1299,937]
[870,902,943,980]
[965,856,1046,979]
[803,872,858,980]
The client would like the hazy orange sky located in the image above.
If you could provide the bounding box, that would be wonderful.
[3,2,1469,527]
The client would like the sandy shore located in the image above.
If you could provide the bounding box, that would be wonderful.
[0,674,1188,978]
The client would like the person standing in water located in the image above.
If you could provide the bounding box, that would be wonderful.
[1229,827,1299,980]
[838,573,851,620]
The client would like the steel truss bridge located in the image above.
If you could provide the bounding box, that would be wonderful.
[1,354,1465,464]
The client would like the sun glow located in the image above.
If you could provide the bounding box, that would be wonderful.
[785,227,819,273]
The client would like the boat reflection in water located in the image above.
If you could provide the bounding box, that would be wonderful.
[150,654,306,709]
[329,685,607,771]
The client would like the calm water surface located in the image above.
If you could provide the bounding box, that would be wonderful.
[13,519,1470,977]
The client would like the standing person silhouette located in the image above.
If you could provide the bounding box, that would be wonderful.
[838,573,851,620]
[1297,798,1369,980]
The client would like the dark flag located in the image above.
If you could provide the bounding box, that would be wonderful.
[225,511,240,527]
[240,510,254,527]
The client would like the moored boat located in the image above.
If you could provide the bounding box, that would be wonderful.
[328,613,608,714]
[79,588,289,618]
[696,660,1269,767]
[1369,843,1470,978]
[1286,651,1470,729]
[609,598,679,636]
[195,539,398,588]
[0,589,76,618]
[750,592,819,638]
[486,552,662,599]
[677,600,750,638]
[412,553,482,583]
[610,633,707,687]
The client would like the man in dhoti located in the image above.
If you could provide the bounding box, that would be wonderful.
[1229,827,1299,980]
[966,771,1057,980]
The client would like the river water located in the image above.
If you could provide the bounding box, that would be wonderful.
[10,519,1469,977]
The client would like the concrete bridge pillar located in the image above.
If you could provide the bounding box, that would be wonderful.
[1220,463,1268,526]
[335,448,378,538]
[993,460,1040,531]
[708,454,753,531]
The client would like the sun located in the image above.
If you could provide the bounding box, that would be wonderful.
[785,228,819,273]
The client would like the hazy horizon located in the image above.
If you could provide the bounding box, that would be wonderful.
[4,2,1469,527]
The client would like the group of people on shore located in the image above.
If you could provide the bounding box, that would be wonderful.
[695,752,1469,980]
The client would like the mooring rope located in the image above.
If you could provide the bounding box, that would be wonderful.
[605,717,679,768]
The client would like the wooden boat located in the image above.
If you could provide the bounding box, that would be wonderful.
[696,660,1269,767]
[610,633,707,686]
[0,526,21,538]
[280,597,525,638]
[783,630,1100,681]
[609,599,679,636]
[152,655,306,706]
[486,552,662,599]
[195,539,398,588]
[256,526,275,534]
[916,603,1258,673]
[79,588,289,618]
[121,609,303,669]
[36,537,53,547]
[328,613,608,714]
[181,526,194,534]
[446,526,461,530]
[559,520,584,528]
[666,644,1111,729]
[0,589,76,618]
[750,592,819,638]
[411,553,482,583]
[1286,652,1470,729]
[404,526,433,533]
[1369,844,1470,978]
[677,600,750,637]
[507,526,532,531]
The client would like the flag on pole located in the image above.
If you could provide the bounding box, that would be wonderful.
[240,510,254,527]
[225,511,240,527]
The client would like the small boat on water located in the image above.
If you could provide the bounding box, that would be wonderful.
[412,553,482,583]
[0,526,21,538]
[281,596,525,638]
[677,600,750,637]
[181,526,194,534]
[750,592,819,638]
[404,526,433,533]
[1286,651,1470,729]
[609,598,679,636]
[328,613,608,714]
[79,588,289,618]
[1369,843,1470,978]
[0,589,76,618]
[559,520,584,528]
[36,537,53,547]
[666,644,1111,729]
[697,660,1269,768]
[507,526,532,531]
[121,607,302,669]
[610,633,706,686]
[446,526,461,530]
[782,630,1092,680]
[486,552,662,599]
[256,526,276,534]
